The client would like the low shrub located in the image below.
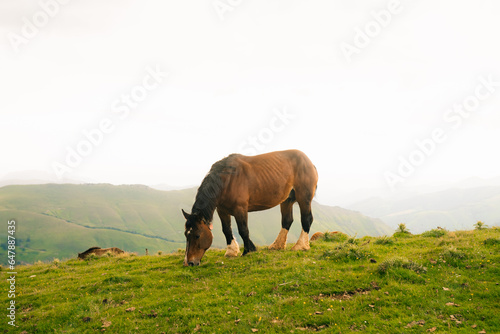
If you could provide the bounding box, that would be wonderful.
[374,236,394,245]
[378,257,426,274]
[323,232,349,243]
[442,246,468,260]
[323,242,368,261]
[441,246,468,267]
[483,238,500,246]
[421,229,447,238]
[474,221,488,230]
[396,223,410,234]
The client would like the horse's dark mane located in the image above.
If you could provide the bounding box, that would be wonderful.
[190,154,238,224]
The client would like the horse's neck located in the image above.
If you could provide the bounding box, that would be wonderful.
[192,198,217,223]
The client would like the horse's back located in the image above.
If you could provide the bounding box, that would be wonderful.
[225,150,317,211]
[242,150,317,186]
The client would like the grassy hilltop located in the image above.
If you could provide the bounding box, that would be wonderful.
[4,227,499,333]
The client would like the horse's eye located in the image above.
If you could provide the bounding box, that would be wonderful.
[196,235,200,239]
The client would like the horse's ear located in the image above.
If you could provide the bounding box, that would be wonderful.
[182,209,190,220]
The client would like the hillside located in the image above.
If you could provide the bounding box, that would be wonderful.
[0,184,391,265]
[348,186,500,233]
[4,228,499,333]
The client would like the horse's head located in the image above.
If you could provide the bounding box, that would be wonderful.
[182,209,213,266]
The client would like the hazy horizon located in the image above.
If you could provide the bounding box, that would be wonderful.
[2,169,500,208]
[2,1,500,207]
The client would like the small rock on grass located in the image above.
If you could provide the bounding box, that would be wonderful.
[406,320,425,328]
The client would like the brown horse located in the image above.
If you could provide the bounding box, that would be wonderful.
[182,149,318,266]
[77,247,125,259]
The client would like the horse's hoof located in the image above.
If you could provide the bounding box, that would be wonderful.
[224,239,240,257]
[291,230,310,251]
[291,244,310,251]
[269,228,288,250]
[242,247,257,255]
[224,250,239,257]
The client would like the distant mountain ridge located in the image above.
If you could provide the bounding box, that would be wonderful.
[348,186,500,233]
[0,184,391,264]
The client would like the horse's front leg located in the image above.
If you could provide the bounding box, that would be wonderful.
[234,208,256,255]
[217,208,240,257]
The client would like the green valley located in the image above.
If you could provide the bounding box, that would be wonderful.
[0,184,391,265]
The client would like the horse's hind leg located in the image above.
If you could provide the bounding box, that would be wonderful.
[269,191,295,250]
[291,191,314,251]
[217,208,240,257]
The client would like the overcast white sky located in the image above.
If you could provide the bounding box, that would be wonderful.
[1,0,500,205]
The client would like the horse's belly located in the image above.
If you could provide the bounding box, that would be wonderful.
[247,203,278,212]
[247,187,291,212]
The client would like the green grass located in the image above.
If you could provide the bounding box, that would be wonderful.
[421,229,447,238]
[377,257,426,275]
[3,228,499,333]
[374,235,394,245]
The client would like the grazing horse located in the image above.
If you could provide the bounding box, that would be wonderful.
[182,149,318,266]
[77,247,124,259]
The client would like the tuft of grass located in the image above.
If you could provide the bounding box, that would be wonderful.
[323,231,349,243]
[378,257,426,274]
[421,229,447,238]
[374,236,394,245]
[396,223,410,234]
[474,221,488,230]
[323,242,367,261]
[116,251,135,259]
[442,246,468,259]
[346,234,359,245]
[483,238,500,246]
[85,253,99,261]
[393,231,412,238]
[441,246,468,267]
[393,224,412,238]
